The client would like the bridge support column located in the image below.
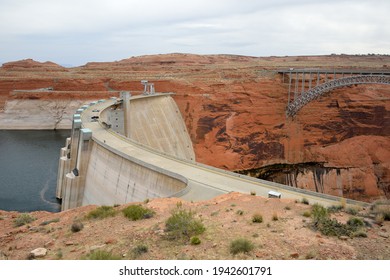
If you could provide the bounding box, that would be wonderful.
[288,71,292,107]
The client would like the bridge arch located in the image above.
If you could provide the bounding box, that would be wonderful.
[286,75,390,117]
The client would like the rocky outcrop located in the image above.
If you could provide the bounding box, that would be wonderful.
[0,54,389,201]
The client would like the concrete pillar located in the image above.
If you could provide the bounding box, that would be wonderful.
[74,128,93,207]
[56,137,71,199]
[61,117,82,210]
[69,117,82,171]
[62,128,93,210]
[121,91,131,138]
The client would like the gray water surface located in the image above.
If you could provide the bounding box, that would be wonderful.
[0,130,70,212]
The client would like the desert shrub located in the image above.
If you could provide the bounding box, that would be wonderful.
[122,205,155,221]
[327,205,344,213]
[14,213,36,227]
[347,217,364,229]
[84,250,121,260]
[252,214,263,223]
[236,210,244,215]
[71,221,84,233]
[301,198,309,205]
[230,238,254,255]
[132,244,148,258]
[303,211,311,218]
[40,218,60,226]
[165,208,205,240]
[272,213,279,221]
[352,230,368,238]
[315,218,352,237]
[312,204,365,237]
[371,200,390,221]
[375,213,385,225]
[284,206,291,210]
[211,211,219,217]
[250,191,256,196]
[86,206,116,219]
[190,236,201,245]
[339,198,346,209]
[311,204,329,223]
[305,251,316,260]
[345,207,359,215]
[56,249,63,260]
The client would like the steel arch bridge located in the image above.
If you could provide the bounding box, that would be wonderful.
[286,75,390,116]
[277,68,390,117]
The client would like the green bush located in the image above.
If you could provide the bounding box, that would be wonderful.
[347,217,364,229]
[315,218,352,237]
[352,230,368,238]
[122,205,155,221]
[311,204,329,223]
[301,198,309,205]
[345,207,358,215]
[302,211,311,218]
[190,236,201,245]
[14,213,36,227]
[312,204,366,237]
[84,250,121,260]
[132,244,148,258]
[252,214,263,223]
[165,208,205,240]
[86,206,117,219]
[230,238,254,255]
[327,205,344,213]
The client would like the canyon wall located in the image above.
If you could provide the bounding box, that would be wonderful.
[1,54,389,201]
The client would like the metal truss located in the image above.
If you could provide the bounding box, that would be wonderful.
[286,75,390,117]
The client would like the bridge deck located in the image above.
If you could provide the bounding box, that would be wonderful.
[277,68,390,75]
[81,96,368,207]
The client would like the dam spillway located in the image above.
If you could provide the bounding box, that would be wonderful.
[56,91,369,211]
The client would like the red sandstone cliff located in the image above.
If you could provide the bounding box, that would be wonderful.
[0,54,389,201]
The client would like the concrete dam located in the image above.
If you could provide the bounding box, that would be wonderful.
[56,90,368,211]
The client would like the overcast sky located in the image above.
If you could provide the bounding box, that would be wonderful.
[0,0,389,66]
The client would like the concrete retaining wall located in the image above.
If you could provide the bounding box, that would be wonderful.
[82,142,187,205]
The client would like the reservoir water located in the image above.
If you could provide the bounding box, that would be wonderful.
[0,130,70,212]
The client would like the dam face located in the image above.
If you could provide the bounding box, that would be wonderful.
[56,93,193,210]
[56,91,369,211]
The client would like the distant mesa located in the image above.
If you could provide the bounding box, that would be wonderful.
[1,59,64,70]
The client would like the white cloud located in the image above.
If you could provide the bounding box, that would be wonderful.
[0,0,389,65]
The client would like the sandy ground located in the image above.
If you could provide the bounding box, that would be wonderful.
[0,192,389,260]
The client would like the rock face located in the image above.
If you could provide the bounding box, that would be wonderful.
[0,54,389,201]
